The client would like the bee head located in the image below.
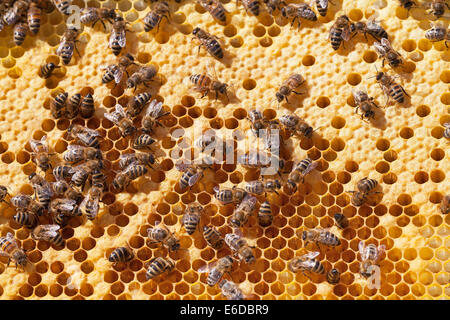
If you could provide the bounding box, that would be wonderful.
[245,255,256,264]
[281,7,287,17]
[107,9,117,19]
[28,172,36,181]
[274,179,282,189]
[114,15,124,22]
[230,218,242,228]
[275,92,284,103]
[375,72,384,81]
[192,27,200,35]
[301,231,307,241]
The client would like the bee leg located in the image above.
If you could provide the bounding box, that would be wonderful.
[401,86,410,98]
[74,41,81,57]
[197,45,202,55]
[201,90,209,98]
[302,270,312,281]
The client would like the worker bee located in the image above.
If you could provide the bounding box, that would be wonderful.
[352,87,379,120]
[375,71,409,105]
[13,21,28,46]
[444,123,450,139]
[425,22,449,47]
[198,0,227,22]
[278,113,317,139]
[30,135,53,172]
[329,15,351,50]
[192,27,224,59]
[288,251,325,278]
[91,168,106,189]
[53,0,71,15]
[65,93,81,119]
[109,16,127,56]
[104,104,136,137]
[315,0,329,16]
[245,179,281,195]
[133,133,156,150]
[327,268,340,284]
[147,222,180,252]
[52,212,69,227]
[70,159,103,189]
[31,224,65,247]
[50,92,67,119]
[350,18,388,41]
[80,93,95,118]
[52,165,73,181]
[80,7,116,29]
[247,110,267,138]
[398,0,416,9]
[57,26,79,65]
[195,130,222,153]
[67,124,102,148]
[112,163,148,190]
[50,198,80,217]
[100,53,136,85]
[286,158,318,192]
[238,151,273,169]
[108,246,134,264]
[126,65,158,91]
[13,212,39,229]
[63,145,102,164]
[79,185,103,220]
[263,0,284,14]
[275,74,305,104]
[0,186,9,204]
[176,160,212,189]
[203,225,224,250]
[145,256,175,280]
[51,180,83,203]
[213,186,248,205]
[182,202,204,235]
[281,3,317,28]
[229,194,257,228]
[301,228,341,249]
[119,153,156,170]
[199,255,234,286]
[374,38,404,68]
[347,177,381,206]
[11,194,45,216]
[359,241,385,278]
[143,1,170,32]
[238,0,260,16]
[27,2,41,34]
[189,72,230,101]
[219,280,245,300]
[424,0,449,18]
[258,201,273,227]
[141,99,169,134]
[3,0,28,25]
[334,213,349,229]
[224,233,255,264]
[0,232,27,269]
[39,62,60,79]
[30,180,53,209]
[127,92,152,118]
[440,194,449,214]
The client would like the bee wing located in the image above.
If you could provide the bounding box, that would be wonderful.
[118,30,127,48]
[114,104,127,118]
[113,68,124,84]
[373,41,386,55]
[303,251,320,259]
[242,194,257,207]
[82,127,101,137]
[302,160,318,176]
[175,161,190,172]
[66,144,84,152]
[318,0,328,8]
[380,37,393,50]
[104,110,119,125]
[147,100,164,118]
[57,200,77,211]
[35,183,54,198]
[29,137,43,153]
[198,260,218,273]
[39,224,61,237]
[358,240,365,256]
[341,27,351,41]
[377,244,386,257]
[188,172,202,186]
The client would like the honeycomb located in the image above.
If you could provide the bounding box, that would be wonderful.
[0,0,448,300]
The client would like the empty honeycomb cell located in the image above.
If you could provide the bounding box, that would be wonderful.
[243,79,257,91]
[399,127,414,139]
[230,36,244,48]
[82,237,96,251]
[388,226,402,238]
[415,105,430,117]
[316,96,331,108]
[383,149,397,162]
[253,25,266,37]
[397,194,412,206]
[111,282,125,295]
[34,284,48,297]
[331,116,345,129]
[375,161,389,174]
[344,160,358,173]
[28,273,42,287]
[428,285,442,297]
[383,172,397,184]
[28,250,42,264]
[413,171,429,184]
[1,151,14,164]
[19,284,33,298]
[441,93,450,105]
[419,247,433,260]
[430,170,445,183]
[428,215,443,227]
[36,261,49,274]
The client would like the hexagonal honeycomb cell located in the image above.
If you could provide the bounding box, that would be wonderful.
[0,0,448,300]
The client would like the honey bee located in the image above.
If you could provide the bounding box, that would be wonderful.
[357,177,379,193]
[30,135,53,172]
[127,92,152,118]
[229,194,257,228]
[350,18,388,41]
[0,232,27,269]
[425,22,449,47]
[147,222,180,252]
[53,0,71,15]
[225,232,256,264]
[203,225,224,250]
[214,186,248,205]
[100,53,136,85]
[189,72,230,101]
[301,228,341,249]
[51,180,83,203]
[50,198,80,217]
[126,65,158,91]
[80,93,95,118]
[50,92,67,119]
[0,186,9,204]
[182,202,204,235]
[108,246,134,264]
[195,131,221,153]
[27,2,41,34]
[288,251,325,278]
[219,280,244,300]
[52,212,69,227]
[70,159,103,189]
[63,145,102,164]
[141,99,169,134]
[104,104,136,137]
[440,194,449,214]
[65,93,81,119]
[374,38,404,68]
[247,109,267,138]
[334,213,349,229]
[13,21,28,46]
[79,185,103,220]
[278,113,317,139]
[200,256,234,286]
[238,0,260,16]
[80,7,116,29]
[67,124,102,148]
[112,163,148,190]
[143,1,170,32]
[91,168,106,190]
[52,165,73,181]
[444,123,450,139]
[352,87,379,120]
[245,179,281,195]
[119,152,156,170]
[329,15,351,50]
[286,158,318,192]
[109,16,127,56]
[13,211,39,229]
[176,160,212,189]
[30,179,53,209]
[358,241,385,278]
[11,194,45,216]
[281,3,317,28]
[57,26,79,65]
[258,201,273,227]
[31,224,65,247]
[327,268,340,284]
[263,0,285,14]
[238,151,275,169]
[198,0,227,22]
[39,62,60,79]
[315,0,329,16]
[424,0,449,18]
[192,27,224,59]
[375,71,409,105]
[133,133,156,150]
[145,256,175,280]
[347,177,381,206]
[3,0,28,25]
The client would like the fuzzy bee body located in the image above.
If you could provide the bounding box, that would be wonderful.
[127,92,152,117]
[51,92,68,119]
[245,179,281,195]
[133,133,156,149]
[109,16,127,56]
[425,23,449,46]
[288,252,325,276]
[39,62,60,79]
[282,3,317,27]
[53,165,73,180]
[258,201,273,227]
[141,99,168,134]
[30,135,53,172]
[68,124,101,148]
[334,213,349,229]
[79,185,103,220]
[27,2,41,34]
[127,66,157,91]
[302,229,341,248]
[425,0,449,18]
[329,15,351,50]
[200,255,234,287]
[193,27,224,59]
[11,194,45,216]
[440,194,449,214]
[225,233,255,264]
[214,186,247,205]
[0,186,8,204]
[70,159,103,189]
[145,257,175,280]
[31,224,65,247]
[352,88,379,120]
[119,153,155,170]
[203,225,224,250]
[276,74,305,103]
[376,71,408,104]
[359,241,385,278]
[240,0,260,16]
[247,110,267,137]
[4,0,29,25]
[189,73,229,100]
[143,1,170,32]
[279,113,316,138]
[112,163,148,190]
[57,27,79,65]
[287,158,318,191]
[199,0,227,22]
[80,7,116,28]
[176,161,211,189]
[315,0,329,16]
[0,232,27,269]
[63,145,102,164]
[80,93,95,118]
[13,212,39,229]
[230,194,257,228]
[50,198,80,217]
[53,0,71,15]
[327,268,340,284]
[104,104,136,137]
[65,93,81,118]
[147,222,180,252]
[108,246,134,263]
[182,202,203,235]
[374,38,404,68]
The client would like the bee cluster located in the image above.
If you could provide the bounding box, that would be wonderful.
[0,0,447,300]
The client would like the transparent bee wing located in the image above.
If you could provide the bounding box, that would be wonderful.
[242,194,257,207]
[57,200,77,211]
[303,251,320,259]
[5,232,15,242]
[35,183,54,198]
[82,127,101,137]
[303,160,318,176]
[99,64,112,71]
[352,87,363,102]
[188,172,202,186]
[380,37,393,50]
[198,260,218,273]
[114,104,127,118]
[175,161,190,172]
[147,100,164,118]
[117,30,126,47]
[67,144,84,152]
[318,0,328,8]
[358,240,365,256]
[56,41,66,56]
[373,41,386,55]
[341,27,351,41]
[377,244,386,258]
[113,68,124,84]
[104,110,119,125]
